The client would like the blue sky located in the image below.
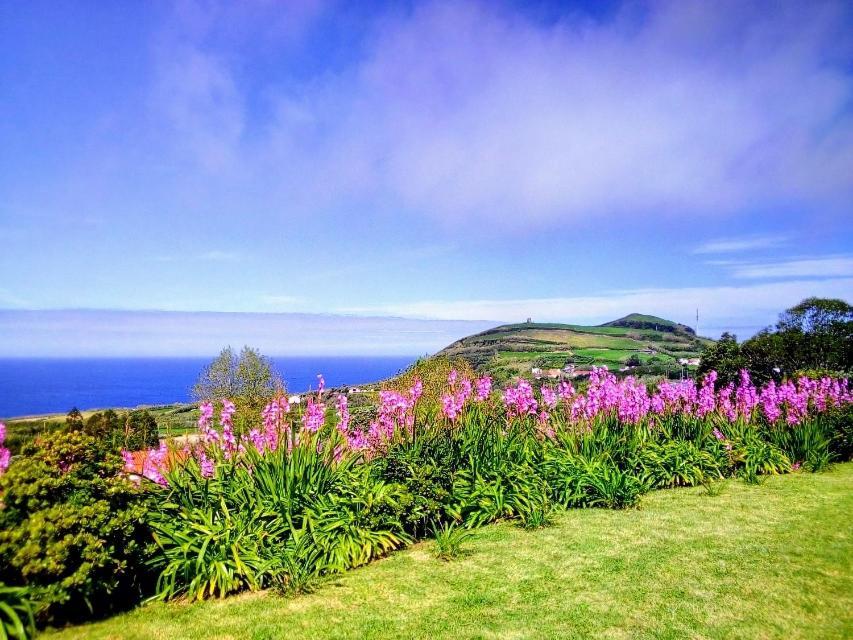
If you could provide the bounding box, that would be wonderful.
[1,0,851,355]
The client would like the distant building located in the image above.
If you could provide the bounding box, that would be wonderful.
[531,367,542,379]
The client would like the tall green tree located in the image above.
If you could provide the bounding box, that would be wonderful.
[193,346,282,426]
[699,298,852,385]
[65,408,84,431]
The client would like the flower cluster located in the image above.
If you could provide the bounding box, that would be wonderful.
[0,422,10,476]
[363,380,422,450]
[564,367,851,427]
[441,369,473,421]
[503,379,539,418]
[114,367,851,489]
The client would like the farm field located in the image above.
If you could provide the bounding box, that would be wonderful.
[46,464,853,640]
[438,314,711,380]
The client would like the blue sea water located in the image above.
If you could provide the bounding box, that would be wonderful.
[0,356,417,418]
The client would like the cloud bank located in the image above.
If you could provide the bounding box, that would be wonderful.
[0,311,497,357]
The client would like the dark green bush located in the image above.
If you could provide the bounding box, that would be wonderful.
[633,439,721,489]
[0,431,155,625]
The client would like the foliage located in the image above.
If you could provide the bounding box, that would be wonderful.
[699,297,852,385]
[0,583,35,640]
[633,439,720,489]
[384,356,475,409]
[10,360,852,623]
[431,522,473,560]
[122,410,160,451]
[148,434,409,603]
[0,431,155,625]
[64,408,83,431]
[193,346,282,428]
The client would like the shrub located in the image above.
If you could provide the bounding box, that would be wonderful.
[385,356,476,409]
[576,457,643,509]
[633,439,721,489]
[123,410,160,451]
[432,522,473,560]
[824,404,853,461]
[733,435,790,484]
[0,431,155,625]
[148,434,409,602]
[377,436,455,537]
[517,496,555,529]
[765,419,833,472]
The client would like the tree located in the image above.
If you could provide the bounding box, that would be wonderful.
[193,346,282,424]
[698,298,852,386]
[65,408,84,431]
[698,332,747,386]
[84,409,121,442]
[123,410,159,451]
[774,297,852,371]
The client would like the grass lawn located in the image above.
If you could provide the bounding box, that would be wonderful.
[48,465,853,640]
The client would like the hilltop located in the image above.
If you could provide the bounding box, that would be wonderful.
[436,314,712,381]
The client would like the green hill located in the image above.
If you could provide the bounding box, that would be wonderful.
[436,315,712,380]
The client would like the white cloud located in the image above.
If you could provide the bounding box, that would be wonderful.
[693,235,789,254]
[730,256,853,279]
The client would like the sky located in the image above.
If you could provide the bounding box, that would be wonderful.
[1,0,851,356]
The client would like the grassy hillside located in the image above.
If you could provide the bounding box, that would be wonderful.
[437,315,712,380]
[46,465,853,640]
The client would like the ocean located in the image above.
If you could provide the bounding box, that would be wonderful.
[0,356,417,418]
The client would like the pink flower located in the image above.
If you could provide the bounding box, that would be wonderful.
[475,376,493,401]
[198,451,215,478]
[120,449,135,472]
[335,393,350,434]
[317,374,325,394]
[409,377,423,403]
[557,381,574,402]
[503,379,538,418]
[301,398,326,433]
[0,422,9,476]
[447,369,458,388]
[541,385,558,410]
[198,401,218,444]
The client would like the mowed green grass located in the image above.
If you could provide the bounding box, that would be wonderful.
[48,465,853,640]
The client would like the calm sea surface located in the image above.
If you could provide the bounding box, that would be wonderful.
[0,356,417,418]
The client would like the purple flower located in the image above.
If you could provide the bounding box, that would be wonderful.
[301,398,326,433]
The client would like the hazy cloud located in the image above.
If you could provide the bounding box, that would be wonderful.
[693,235,789,255]
[729,256,853,279]
[147,0,853,228]
[0,310,497,357]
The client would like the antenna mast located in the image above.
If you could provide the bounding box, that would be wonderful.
[696,308,699,337]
